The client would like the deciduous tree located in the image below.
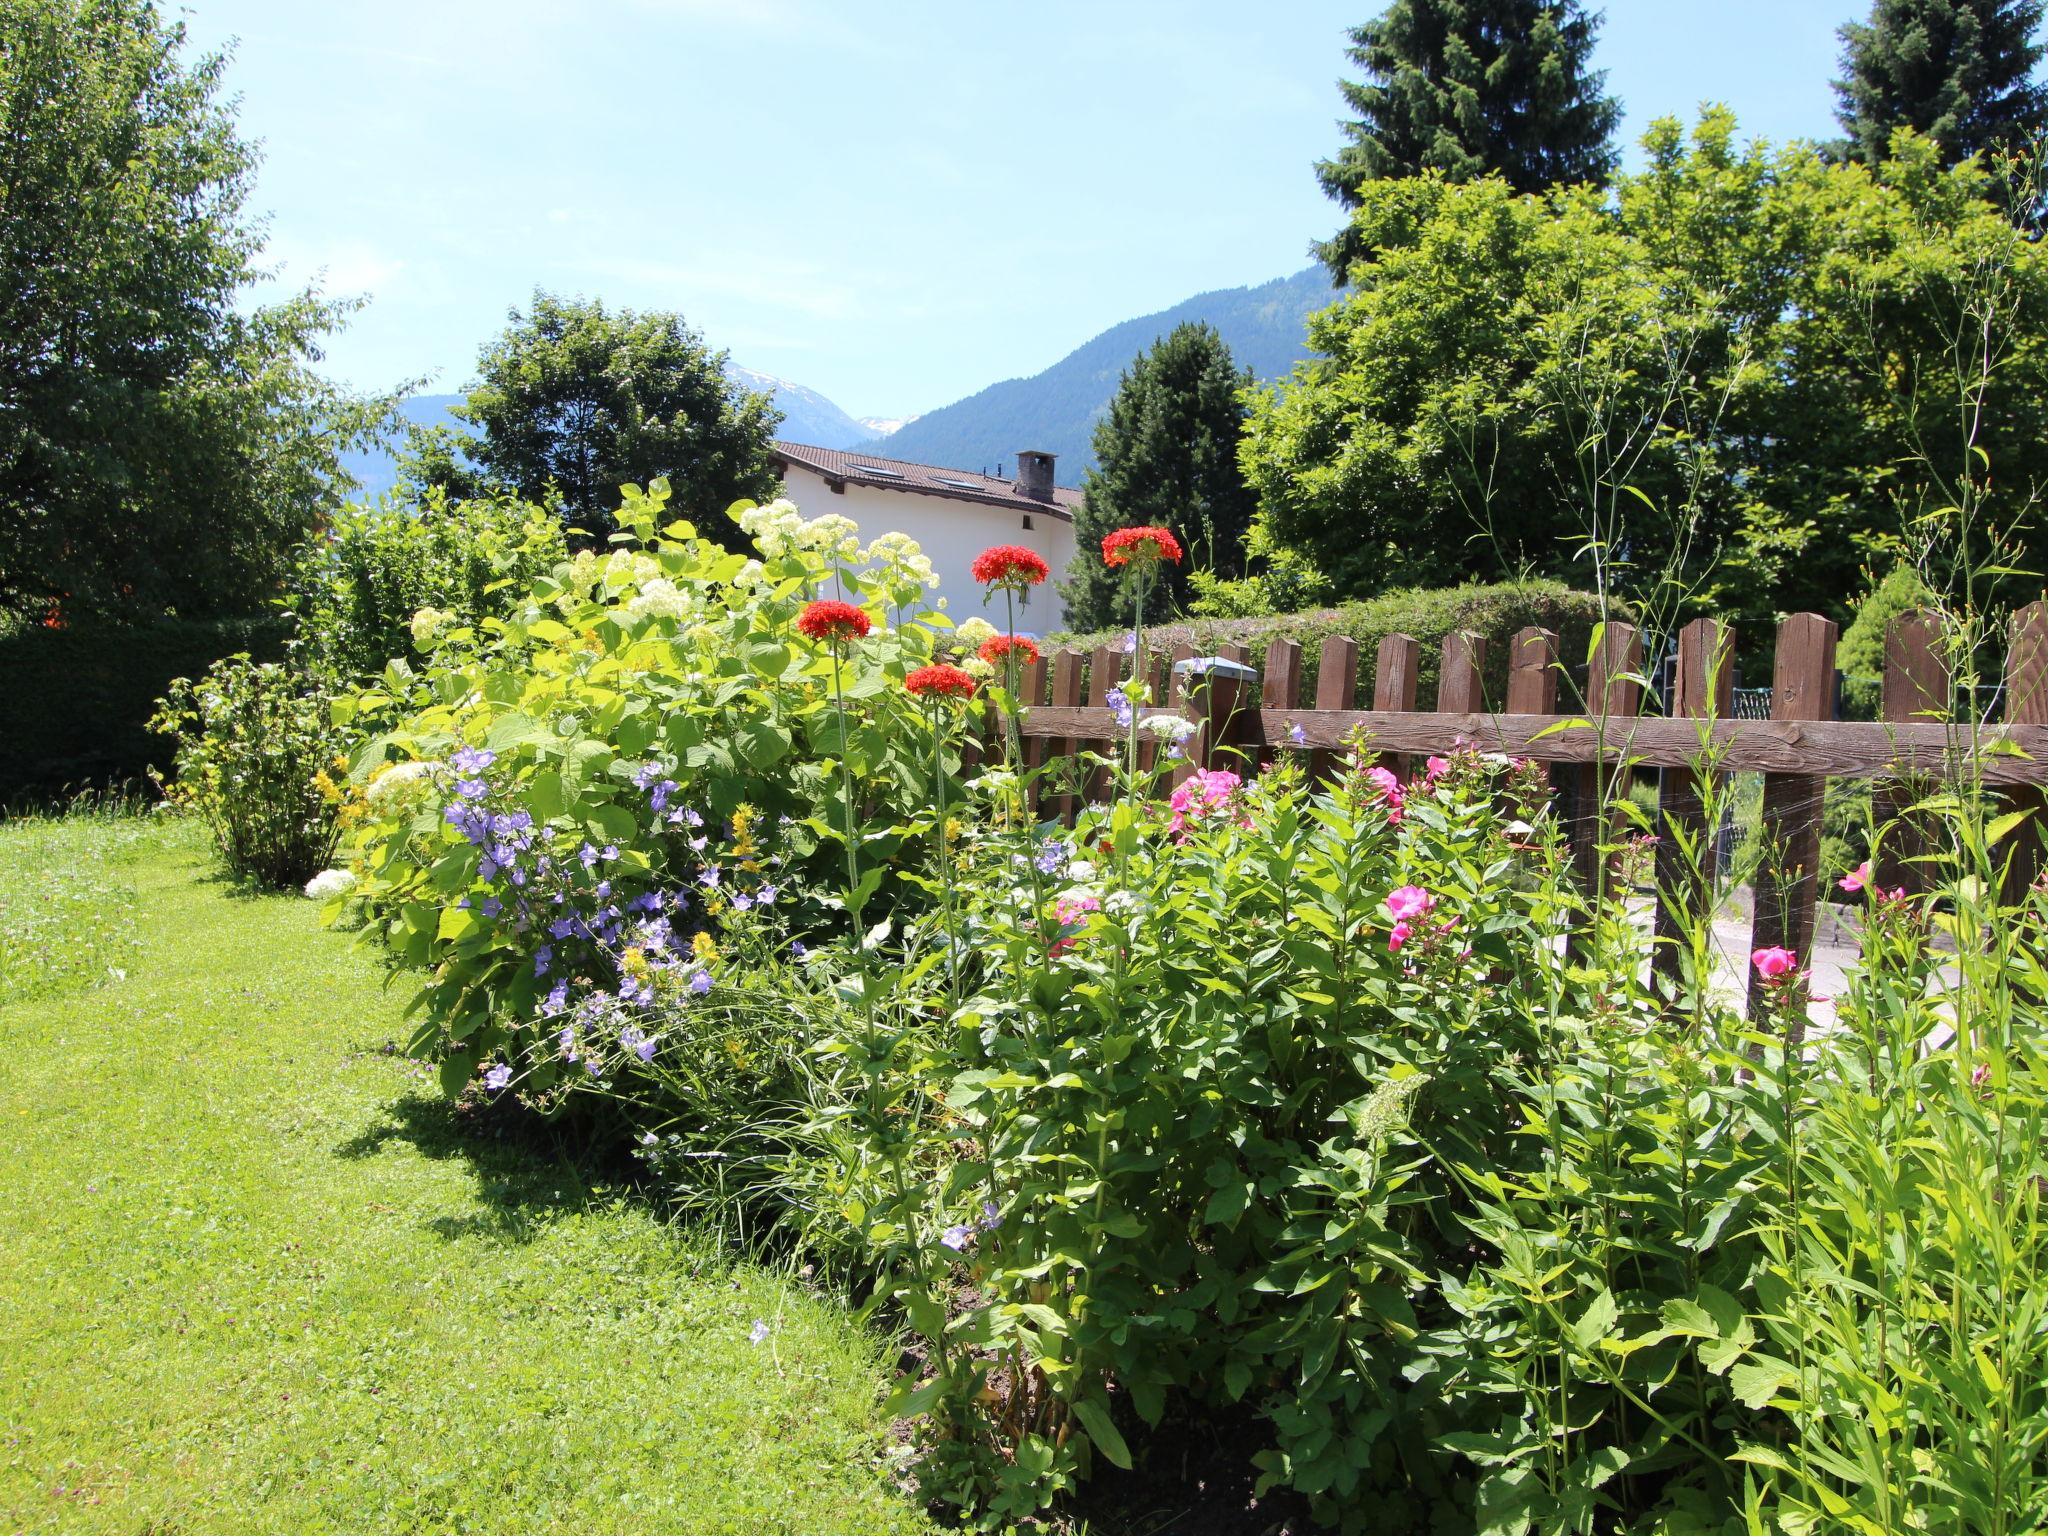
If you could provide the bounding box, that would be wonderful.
[410,292,781,540]
[0,0,378,624]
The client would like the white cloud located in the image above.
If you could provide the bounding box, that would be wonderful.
[259,236,409,300]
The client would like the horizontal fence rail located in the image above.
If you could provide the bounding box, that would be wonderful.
[987,605,2048,1023]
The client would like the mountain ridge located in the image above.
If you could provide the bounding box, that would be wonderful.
[859,266,1331,484]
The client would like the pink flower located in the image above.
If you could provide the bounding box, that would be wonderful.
[1385,885,1435,922]
[1388,921,1413,952]
[1425,756,1451,781]
[1365,764,1406,822]
[1047,894,1102,956]
[1167,767,1243,837]
[1973,1062,1992,1089]
[1751,946,1798,982]
[1838,860,1871,894]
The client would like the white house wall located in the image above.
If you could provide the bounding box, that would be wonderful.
[775,465,1079,635]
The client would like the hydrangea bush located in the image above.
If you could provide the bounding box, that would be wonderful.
[329,481,964,1099]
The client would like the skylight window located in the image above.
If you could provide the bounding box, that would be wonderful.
[854,463,905,479]
[933,476,981,490]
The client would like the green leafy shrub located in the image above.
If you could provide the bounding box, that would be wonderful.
[282,488,569,684]
[151,657,344,887]
[1059,579,1618,708]
[329,482,961,1099]
[1838,562,1935,721]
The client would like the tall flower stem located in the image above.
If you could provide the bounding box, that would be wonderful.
[927,696,961,1012]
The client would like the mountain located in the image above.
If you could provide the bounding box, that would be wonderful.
[867,266,1333,484]
[336,393,465,500]
[858,414,919,437]
[726,365,897,450]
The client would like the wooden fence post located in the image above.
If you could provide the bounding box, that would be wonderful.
[1568,623,1644,922]
[1085,644,1117,805]
[1505,627,1558,715]
[1748,612,1838,1029]
[1875,612,1948,896]
[1261,638,1303,777]
[2004,601,2048,900]
[1020,650,1049,811]
[1168,643,1196,787]
[1654,617,1734,992]
[1049,649,1084,822]
[1372,633,1420,780]
[1311,635,1359,784]
[1438,630,1487,718]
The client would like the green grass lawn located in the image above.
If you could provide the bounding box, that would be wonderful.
[0,813,938,1535]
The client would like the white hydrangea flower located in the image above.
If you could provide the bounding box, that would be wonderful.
[626,578,689,622]
[365,760,440,815]
[1140,714,1199,743]
[956,617,999,648]
[409,606,455,649]
[303,868,358,901]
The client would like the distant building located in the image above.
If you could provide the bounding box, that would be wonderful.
[769,442,1081,634]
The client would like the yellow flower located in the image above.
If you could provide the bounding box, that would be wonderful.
[622,947,648,977]
[691,930,718,963]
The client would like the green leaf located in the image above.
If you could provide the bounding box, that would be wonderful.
[1569,1287,1618,1350]
[1730,1357,1798,1408]
[1069,1398,1132,1470]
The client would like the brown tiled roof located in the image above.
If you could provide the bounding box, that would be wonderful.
[771,440,1081,523]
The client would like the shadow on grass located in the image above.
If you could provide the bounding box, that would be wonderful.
[336,1086,640,1246]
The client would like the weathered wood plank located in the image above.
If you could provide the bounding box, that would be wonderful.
[1260,638,1303,776]
[1011,707,2048,784]
[1875,612,1947,896]
[1438,631,1487,715]
[1049,648,1083,822]
[1654,617,1734,991]
[1569,623,1643,917]
[2004,600,2048,898]
[1750,612,1837,1029]
[1372,632,1420,779]
[1310,635,1358,784]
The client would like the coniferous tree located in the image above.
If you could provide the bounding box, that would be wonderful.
[1833,0,2047,167]
[1314,0,1621,280]
[1061,324,1257,633]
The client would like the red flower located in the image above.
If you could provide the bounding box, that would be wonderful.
[905,663,978,700]
[796,599,872,643]
[970,544,1050,587]
[1101,525,1184,568]
[977,634,1040,667]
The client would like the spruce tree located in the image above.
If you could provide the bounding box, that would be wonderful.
[1314,0,1621,280]
[1833,0,2047,167]
[1061,324,1258,634]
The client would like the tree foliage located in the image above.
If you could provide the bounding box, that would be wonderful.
[1060,323,1258,633]
[1247,111,2048,640]
[405,292,782,541]
[1833,0,2048,167]
[1314,0,1621,280]
[0,0,380,624]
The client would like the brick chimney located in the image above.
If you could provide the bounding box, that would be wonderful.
[1014,449,1056,503]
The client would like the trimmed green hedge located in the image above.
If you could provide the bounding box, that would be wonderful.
[0,616,288,800]
[1058,580,1623,710]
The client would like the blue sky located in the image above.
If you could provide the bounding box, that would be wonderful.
[181,0,1855,418]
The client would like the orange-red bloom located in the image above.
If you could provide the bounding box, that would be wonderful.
[905,663,978,700]
[1102,526,1184,568]
[796,599,872,643]
[977,634,1040,667]
[970,544,1050,587]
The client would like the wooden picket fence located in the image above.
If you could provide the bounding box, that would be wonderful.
[994,604,2048,1018]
